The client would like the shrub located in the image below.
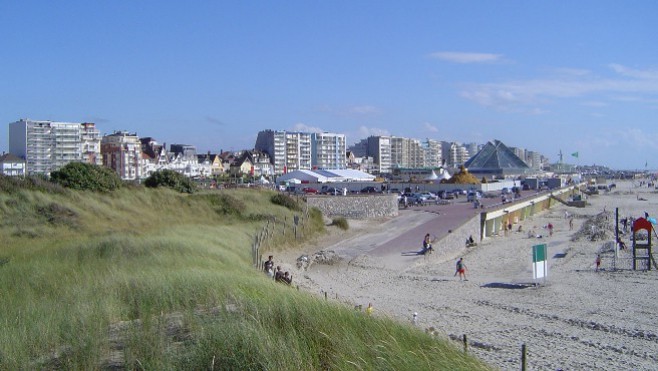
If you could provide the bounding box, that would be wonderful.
[144,170,196,193]
[270,193,301,211]
[50,162,123,192]
[330,217,349,230]
[196,193,245,216]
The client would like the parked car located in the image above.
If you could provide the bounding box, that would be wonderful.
[302,187,318,194]
[360,186,380,194]
[438,190,454,199]
[467,191,482,202]
[420,191,437,201]
[321,186,340,195]
[409,192,429,204]
[501,187,511,195]
[285,186,304,195]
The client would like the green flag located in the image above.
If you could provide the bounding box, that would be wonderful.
[571,152,579,158]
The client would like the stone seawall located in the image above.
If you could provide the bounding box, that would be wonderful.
[306,194,399,219]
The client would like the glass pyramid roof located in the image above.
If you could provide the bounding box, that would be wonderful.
[464,140,529,170]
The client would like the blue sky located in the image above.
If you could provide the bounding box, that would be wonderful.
[1,1,657,170]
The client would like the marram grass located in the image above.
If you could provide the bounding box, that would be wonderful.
[0,186,490,370]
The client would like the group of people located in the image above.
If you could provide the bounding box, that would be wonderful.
[263,255,293,285]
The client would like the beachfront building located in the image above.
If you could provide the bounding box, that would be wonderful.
[255,130,312,175]
[366,136,392,174]
[101,131,143,181]
[0,153,26,177]
[197,152,226,176]
[525,150,544,170]
[424,139,443,168]
[441,141,471,170]
[464,139,532,178]
[229,150,274,178]
[391,136,425,170]
[8,119,102,176]
[311,132,347,170]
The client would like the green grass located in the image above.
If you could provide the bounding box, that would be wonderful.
[0,185,490,370]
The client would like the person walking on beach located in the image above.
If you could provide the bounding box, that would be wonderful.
[595,254,601,272]
[547,222,554,236]
[569,217,574,231]
[454,258,467,281]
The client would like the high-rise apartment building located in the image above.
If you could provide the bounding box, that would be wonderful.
[310,132,346,170]
[9,119,101,176]
[255,130,312,174]
[366,136,392,174]
[423,139,443,168]
[390,136,424,169]
[441,141,470,169]
[101,131,143,181]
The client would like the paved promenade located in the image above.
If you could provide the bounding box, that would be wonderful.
[369,189,549,270]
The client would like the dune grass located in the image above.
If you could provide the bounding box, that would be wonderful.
[0,185,490,370]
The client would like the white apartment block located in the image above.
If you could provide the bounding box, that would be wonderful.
[424,139,443,168]
[441,141,470,169]
[9,119,101,176]
[255,130,312,175]
[311,132,347,170]
[101,131,143,181]
[390,136,425,169]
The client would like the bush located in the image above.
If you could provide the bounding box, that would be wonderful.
[196,193,245,216]
[270,193,302,211]
[330,217,349,230]
[50,162,123,192]
[144,170,196,193]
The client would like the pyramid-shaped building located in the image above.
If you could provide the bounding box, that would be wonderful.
[464,139,531,177]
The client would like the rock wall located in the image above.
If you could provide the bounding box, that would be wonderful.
[306,195,399,219]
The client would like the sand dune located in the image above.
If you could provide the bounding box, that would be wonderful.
[279,180,658,370]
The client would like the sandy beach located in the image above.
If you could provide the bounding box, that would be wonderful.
[279,180,658,370]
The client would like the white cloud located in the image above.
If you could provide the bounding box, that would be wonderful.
[357,126,390,137]
[609,64,658,80]
[459,64,658,111]
[423,122,439,132]
[430,51,503,64]
[291,123,324,133]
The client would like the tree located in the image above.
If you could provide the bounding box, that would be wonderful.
[50,162,123,192]
[144,169,196,193]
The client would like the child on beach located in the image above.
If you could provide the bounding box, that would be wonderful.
[454,258,467,281]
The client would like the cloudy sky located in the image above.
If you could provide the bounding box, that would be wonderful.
[1,1,657,169]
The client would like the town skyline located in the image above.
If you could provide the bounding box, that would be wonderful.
[2,2,656,170]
